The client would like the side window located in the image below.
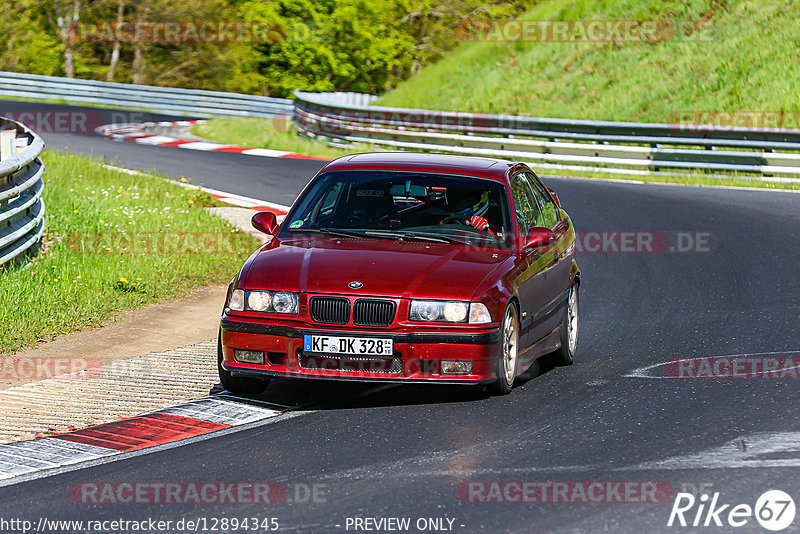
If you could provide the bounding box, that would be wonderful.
[526,172,559,228]
[321,182,342,212]
[312,181,343,224]
[510,173,542,236]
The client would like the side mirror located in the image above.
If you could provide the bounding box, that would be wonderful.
[524,227,555,249]
[547,187,561,208]
[252,211,278,235]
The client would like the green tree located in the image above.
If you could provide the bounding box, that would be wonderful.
[0,0,536,96]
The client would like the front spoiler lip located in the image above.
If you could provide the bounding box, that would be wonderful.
[220,318,501,345]
[222,364,496,386]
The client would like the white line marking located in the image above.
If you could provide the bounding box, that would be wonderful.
[624,350,800,379]
[187,184,291,211]
[101,164,142,176]
[240,148,294,157]
[101,164,291,211]
[627,431,800,470]
[177,141,231,151]
[130,135,179,145]
[112,132,150,139]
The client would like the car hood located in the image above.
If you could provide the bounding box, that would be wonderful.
[242,237,510,301]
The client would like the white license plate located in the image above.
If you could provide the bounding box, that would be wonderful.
[303,335,393,356]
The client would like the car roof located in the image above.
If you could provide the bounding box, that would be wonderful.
[319,152,523,182]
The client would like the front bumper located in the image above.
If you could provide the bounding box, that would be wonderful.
[220,316,501,384]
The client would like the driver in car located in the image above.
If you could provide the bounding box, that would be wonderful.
[441,188,492,231]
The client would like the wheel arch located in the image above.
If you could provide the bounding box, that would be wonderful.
[506,295,521,316]
[570,260,581,289]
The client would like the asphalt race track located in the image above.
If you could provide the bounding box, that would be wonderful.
[1,100,799,533]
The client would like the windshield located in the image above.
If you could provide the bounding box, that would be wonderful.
[280,170,513,250]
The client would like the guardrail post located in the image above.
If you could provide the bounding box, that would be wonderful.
[0,130,15,161]
[14,137,29,155]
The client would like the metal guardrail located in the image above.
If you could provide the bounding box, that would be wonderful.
[0,117,45,266]
[299,91,379,107]
[2,71,797,177]
[293,91,800,176]
[0,71,293,118]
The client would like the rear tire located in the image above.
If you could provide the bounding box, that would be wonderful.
[217,331,269,395]
[489,303,519,395]
[552,284,578,366]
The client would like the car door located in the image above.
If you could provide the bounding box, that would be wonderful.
[524,171,572,339]
[509,172,549,351]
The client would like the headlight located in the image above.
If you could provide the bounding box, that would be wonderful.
[272,292,298,314]
[410,300,468,323]
[247,290,272,312]
[443,301,469,322]
[228,289,244,311]
[410,300,445,321]
[240,290,299,314]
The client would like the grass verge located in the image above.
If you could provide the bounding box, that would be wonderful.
[0,150,260,354]
[191,117,369,159]
[377,0,800,125]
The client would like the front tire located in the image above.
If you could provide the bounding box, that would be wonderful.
[552,284,579,366]
[489,303,519,395]
[217,331,269,395]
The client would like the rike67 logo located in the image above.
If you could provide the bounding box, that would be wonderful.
[668,490,796,531]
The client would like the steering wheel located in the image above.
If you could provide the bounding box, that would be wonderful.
[346,210,367,227]
[440,213,464,225]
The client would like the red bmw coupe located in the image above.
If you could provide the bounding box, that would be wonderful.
[219,153,580,395]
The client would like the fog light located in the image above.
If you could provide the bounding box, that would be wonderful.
[234,349,265,364]
[440,360,473,374]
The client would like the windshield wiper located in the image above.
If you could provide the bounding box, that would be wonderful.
[363,230,453,244]
[293,228,368,239]
[293,227,453,244]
